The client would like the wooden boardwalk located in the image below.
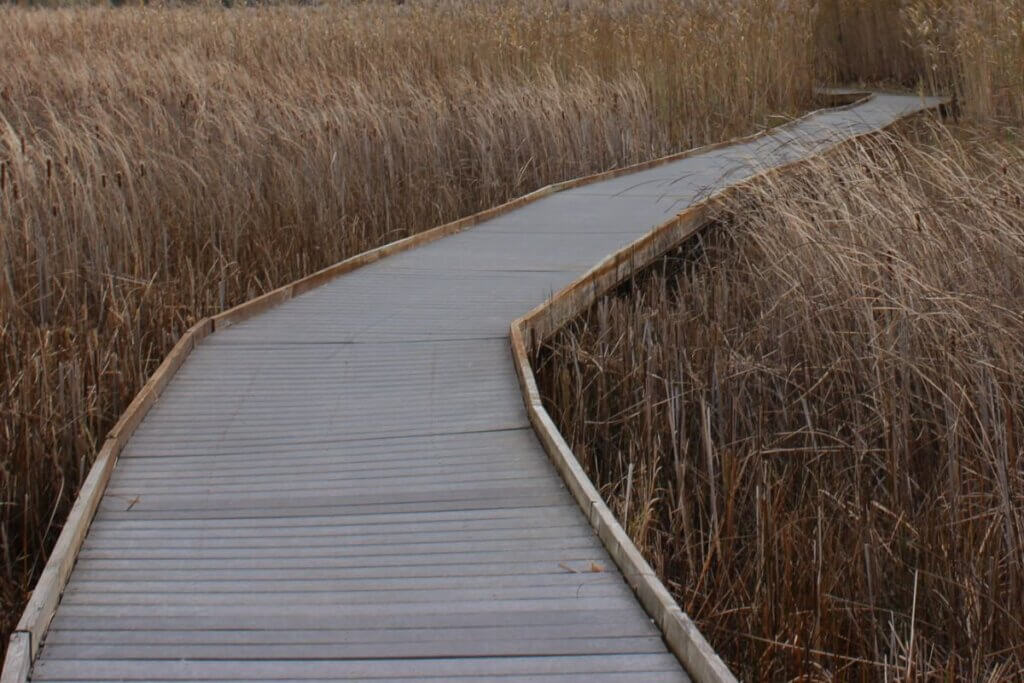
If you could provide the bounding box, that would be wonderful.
[7,93,943,682]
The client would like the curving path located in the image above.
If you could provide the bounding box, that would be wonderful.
[8,92,943,682]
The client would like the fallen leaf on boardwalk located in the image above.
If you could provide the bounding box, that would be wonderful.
[589,562,604,573]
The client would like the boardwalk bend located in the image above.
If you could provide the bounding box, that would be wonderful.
[4,91,945,682]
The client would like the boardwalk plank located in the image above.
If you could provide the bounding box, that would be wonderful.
[43,622,660,645]
[36,676,684,683]
[67,560,616,581]
[61,582,631,606]
[66,551,616,571]
[83,523,591,548]
[85,505,582,532]
[49,606,656,632]
[75,535,603,560]
[32,654,684,679]
[61,573,623,594]
[38,638,672,660]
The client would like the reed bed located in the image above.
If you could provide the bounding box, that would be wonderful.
[1,0,1022,665]
[537,123,1024,679]
[817,0,1024,122]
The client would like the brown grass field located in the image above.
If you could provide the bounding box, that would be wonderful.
[1,0,1022,674]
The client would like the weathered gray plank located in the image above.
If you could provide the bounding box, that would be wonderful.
[119,429,539,464]
[76,535,601,561]
[40,637,670,660]
[68,549,613,571]
[43,621,660,645]
[60,572,622,594]
[37,674,685,683]
[56,597,644,618]
[32,654,684,679]
[84,519,588,543]
[48,606,655,632]
[94,497,567,520]
[61,579,629,604]
[85,504,579,532]
[67,560,614,581]
[84,520,585,542]
[111,453,548,481]
[104,471,557,499]
[96,485,566,515]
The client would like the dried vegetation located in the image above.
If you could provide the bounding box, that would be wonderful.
[1,0,1022,674]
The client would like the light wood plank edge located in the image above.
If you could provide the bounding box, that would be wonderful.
[508,93,949,683]
[0,634,28,683]
[0,88,930,681]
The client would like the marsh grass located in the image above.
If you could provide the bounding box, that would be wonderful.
[2,0,1023,664]
[537,122,1024,679]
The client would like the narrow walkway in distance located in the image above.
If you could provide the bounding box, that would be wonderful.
[27,94,943,682]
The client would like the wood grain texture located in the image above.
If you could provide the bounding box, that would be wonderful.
[5,91,947,683]
[0,633,29,683]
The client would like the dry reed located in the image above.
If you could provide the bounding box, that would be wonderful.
[817,0,1024,122]
[2,0,1023,665]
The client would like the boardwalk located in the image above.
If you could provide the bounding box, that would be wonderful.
[9,93,942,682]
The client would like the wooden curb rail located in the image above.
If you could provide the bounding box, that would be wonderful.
[2,89,945,683]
